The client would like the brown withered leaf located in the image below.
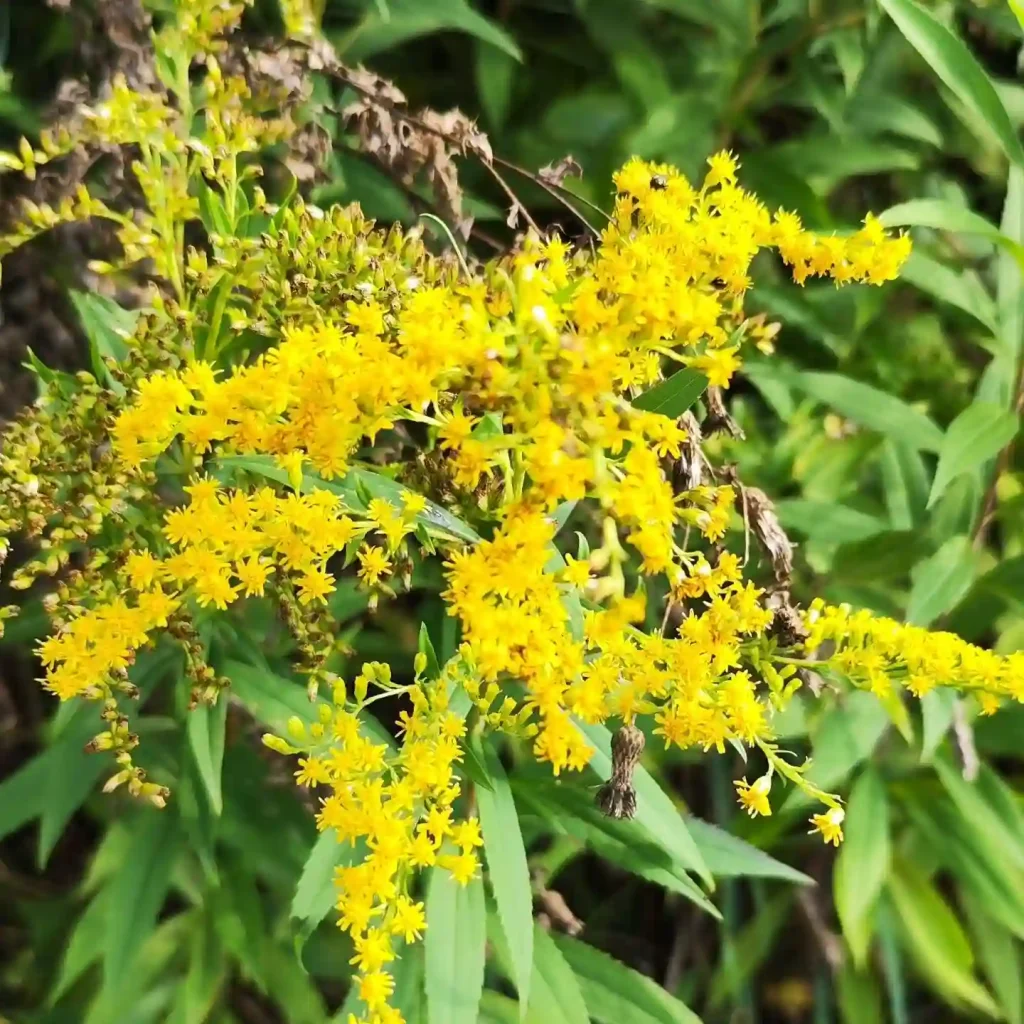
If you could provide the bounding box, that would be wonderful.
[745,485,793,586]
[676,411,704,491]
[539,155,583,188]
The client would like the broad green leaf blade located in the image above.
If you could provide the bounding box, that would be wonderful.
[785,691,889,807]
[880,199,1024,272]
[920,689,958,762]
[418,622,442,680]
[838,963,885,1024]
[685,817,811,885]
[774,500,886,545]
[212,455,481,544]
[103,808,181,992]
[476,738,533,1015]
[632,369,708,418]
[425,869,486,1024]
[554,935,702,1024]
[69,289,138,392]
[339,0,522,62]
[906,535,978,626]
[475,41,516,129]
[527,926,590,1024]
[186,696,228,816]
[292,829,365,943]
[0,749,49,842]
[226,658,319,734]
[512,776,712,908]
[934,754,1024,873]
[887,859,1001,1018]
[880,439,929,530]
[877,0,1024,168]
[999,166,1024,366]
[794,372,943,451]
[575,720,712,888]
[226,658,396,751]
[962,892,1024,1024]
[50,890,109,1004]
[834,769,891,967]
[899,251,999,334]
[928,402,1018,507]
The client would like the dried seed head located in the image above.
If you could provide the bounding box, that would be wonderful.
[702,386,745,439]
[597,723,645,820]
[745,487,793,586]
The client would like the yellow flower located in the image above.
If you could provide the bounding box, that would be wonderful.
[357,545,392,586]
[735,774,772,817]
[810,807,845,846]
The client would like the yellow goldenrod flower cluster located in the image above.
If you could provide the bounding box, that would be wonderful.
[804,599,1024,714]
[0,27,1006,1010]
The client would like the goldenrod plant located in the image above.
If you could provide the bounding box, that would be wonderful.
[1,1,1023,1023]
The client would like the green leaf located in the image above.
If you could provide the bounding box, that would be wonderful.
[292,829,364,943]
[906,534,978,626]
[962,892,1023,1024]
[899,251,1000,335]
[196,179,231,237]
[834,769,890,967]
[69,289,138,393]
[774,500,886,545]
[880,199,1024,272]
[525,926,590,1024]
[998,166,1024,368]
[632,369,708,418]
[928,402,1019,507]
[475,41,516,129]
[425,869,486,1024]
[187,696,228,816]
[476,738,533,1015]
[575,720,711,889]
[51,890,109,1004]
[877,0,1024,168]
[920,689,958,762]
[887,858,1001,1018]
[934,754,1024,873]
[168,911,225,1024]
[837,963,885,1024]
[554,935,701,1024]
[787,691,889,806]
[339,0,522,63]
[880,439,929,530]
[212,455,481,544]
[418,622,441,680]
[513,775,711,907]
[226,658,318,735]
[793,371,943,451]
[103,808,181,993]
[902,788,1024,942]
[685,817,811,885]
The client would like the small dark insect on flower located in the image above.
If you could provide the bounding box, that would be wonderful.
[650,174,668,191]
[597,722,646,819]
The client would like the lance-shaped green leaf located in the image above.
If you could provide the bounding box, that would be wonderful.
[425,869,486,1024]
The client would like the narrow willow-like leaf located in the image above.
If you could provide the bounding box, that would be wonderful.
[476,737,533,1014]
[878,0,1024,168]
[632,368,708,418]
[555,935,701,1024]
[425,869,486,1024]
[834,769,891,966]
